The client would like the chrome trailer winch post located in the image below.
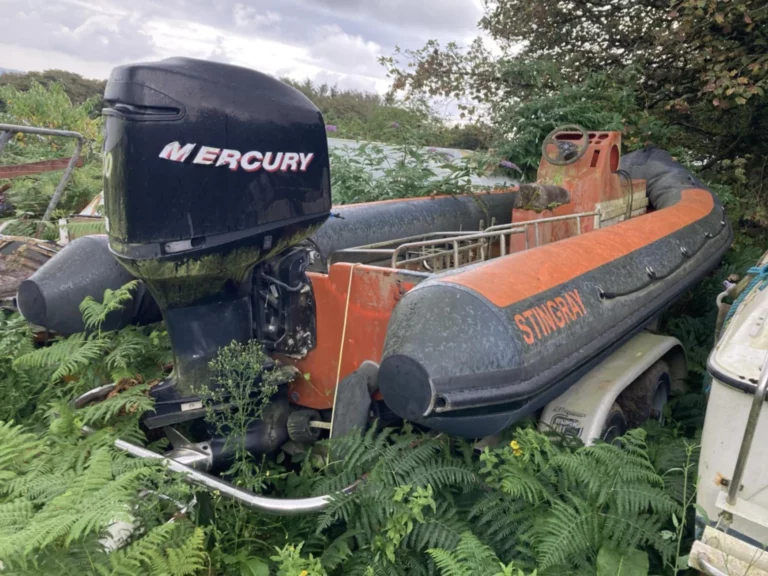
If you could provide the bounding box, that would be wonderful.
[76,385,356,516]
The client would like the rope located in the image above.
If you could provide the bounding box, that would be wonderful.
[724,264,768,327]
[330,263,360,439]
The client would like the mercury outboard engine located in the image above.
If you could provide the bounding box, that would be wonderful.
[101,58,331,461]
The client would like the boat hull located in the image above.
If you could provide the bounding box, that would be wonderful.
[378,148,732,437]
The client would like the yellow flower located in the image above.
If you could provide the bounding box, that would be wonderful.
[299,571,308,576]
[513,448,523,457]
[509,440,521,450]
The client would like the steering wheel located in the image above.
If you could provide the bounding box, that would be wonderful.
[541,125,590,166]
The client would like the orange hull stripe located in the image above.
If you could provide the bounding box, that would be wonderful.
[442,188,716,308]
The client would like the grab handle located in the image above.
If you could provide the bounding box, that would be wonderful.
[727,354,768,505]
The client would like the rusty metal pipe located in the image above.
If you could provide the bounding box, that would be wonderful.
[0,124,86,238]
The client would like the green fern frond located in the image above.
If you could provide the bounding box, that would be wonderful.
[428,531,509,576]
[405,499,466,551]
[64,219,107,237]
[0,498,34,535]
[495,463,551,504]
[78,385,154,426]
[13,332,87,370]
[429,547,468,576]
[97,522,207,576]
[469,491,535,562]
[405,457,476,490]
[319,531,356,571]
[52,336,114,381]
[610,482,679,516]
[533,496,599,570]
[80,280,138,332]
[602,512,665,553]
[13,332,112,382]
[5,468,75,502]
[0,420,42,475]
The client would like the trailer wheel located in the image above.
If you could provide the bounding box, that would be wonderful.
[601,403,628,443]
[617,360,670,428]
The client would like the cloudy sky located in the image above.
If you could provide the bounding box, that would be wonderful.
[1,0,484,94]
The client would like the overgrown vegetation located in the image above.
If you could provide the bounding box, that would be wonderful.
[282,78,493,149]
[0,294,704,574]
[0,77,504,235]
[0,69,106,107]
[1,1,768,573]
[0,80,103,238]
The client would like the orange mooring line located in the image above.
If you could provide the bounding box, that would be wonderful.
[329,262,360,438]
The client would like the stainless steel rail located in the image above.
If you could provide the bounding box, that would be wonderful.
[113,436,356,515]
[327,210,602,272]
[484,210,600,249]
[696,554,729,576]
[388,210,601,270]
[75,384,357,515]
[727,355,768,505]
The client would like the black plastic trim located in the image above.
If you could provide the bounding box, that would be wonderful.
[707,356,764,397]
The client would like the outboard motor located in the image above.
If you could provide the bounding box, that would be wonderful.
[101,58,331,453]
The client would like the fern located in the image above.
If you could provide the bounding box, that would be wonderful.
[64,219,107,238]
[0,313,53,422]
[1,282,699,576]
[14,323,169,394]
[97,523,207,576]
[80,280,138,333]
[534,496,600,570]
[0,420,42,476]
[469,490,536,564]
[79,385,155,427]
[428,531,531,576]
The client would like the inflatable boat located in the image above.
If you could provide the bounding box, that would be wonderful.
[18,58,731,452]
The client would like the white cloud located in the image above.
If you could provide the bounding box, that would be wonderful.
[1,0,154,64]
[0,0,485,101]
[311,70,383,93]
[300,0,482,39]
[233,4,282,28]
[308,25,384,77]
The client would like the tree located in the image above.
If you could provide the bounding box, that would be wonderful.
[281,77,492,149]
[0,70,105,107]
[382,0,767,184]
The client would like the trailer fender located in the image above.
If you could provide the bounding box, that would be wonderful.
[538,331,686,444]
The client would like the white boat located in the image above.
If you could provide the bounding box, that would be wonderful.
[690,251,768,575]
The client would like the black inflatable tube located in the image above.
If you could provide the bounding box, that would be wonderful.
[17,191,517,334]
[309,192,517,260]
[16,235,160,335]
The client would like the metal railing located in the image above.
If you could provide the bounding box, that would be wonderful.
[0,124,85,237]
[328,210,602,272]
[484,210,600,252]
[327,230,480,269]
[726,354,768,505]
[696,555,728,576]
[390,228,526,270]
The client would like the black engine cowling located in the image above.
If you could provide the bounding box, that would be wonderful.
[102,57,331,397]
